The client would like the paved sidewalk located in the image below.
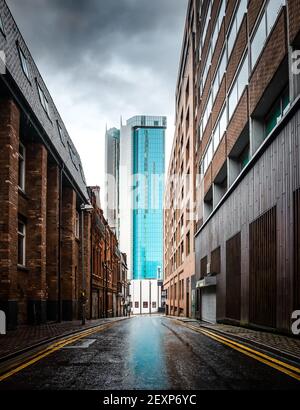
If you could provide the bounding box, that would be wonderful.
[173,317,300,361]
[0,317,128,360]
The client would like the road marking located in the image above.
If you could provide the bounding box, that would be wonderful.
[63,338,96,349]
[175,320,300,382]
[0,322,118,382]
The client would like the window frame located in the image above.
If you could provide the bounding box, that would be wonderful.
[37,80,50,118]
[18,220,26,267]
[75,211,80,239]
[0,13,5,35]
[18,142,26,192]
[17,42,30,81]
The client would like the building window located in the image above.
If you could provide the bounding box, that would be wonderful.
[0,13,5,34]
[265,88,290,137]
[18,220,26,266]
[75,211,80,239]
[201,139,213,175]
[227,0,248,59]
[37,81,50,117]
[228,53,248,121]
[212,0,225,51]
[68,142,78,170]
[201,2,211,47]
[17,43,30,80]
[212,105,227,154]
[212,48,226,103]
[143,302,148,309]
[135,302,139,309]
[186,231,191,256]
[250,0,285,70]
[57,121,65,146]
[18,142,26,191]
[152,302,156,309]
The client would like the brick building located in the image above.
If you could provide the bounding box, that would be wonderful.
[0,0,127,329]
[89,187,129,319]
[165,0,300,334]
[163,8,197,318]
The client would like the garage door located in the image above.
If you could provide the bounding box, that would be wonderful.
[201,287,216,324]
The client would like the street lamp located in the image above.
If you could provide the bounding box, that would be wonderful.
[80,203,93,325]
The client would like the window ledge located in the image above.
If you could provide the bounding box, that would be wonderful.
[17,264,29,272]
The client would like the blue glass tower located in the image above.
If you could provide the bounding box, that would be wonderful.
[128,116,166,281]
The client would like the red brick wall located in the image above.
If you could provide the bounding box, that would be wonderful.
[227,88,249,155]
[46,163,60,319]
[248,0,264,35]
[226,17,248,91]
[212,136,226,181]
[0,99,20,327]
[249,10,287,114]
[26,143,48,323]
[288,0,300,44]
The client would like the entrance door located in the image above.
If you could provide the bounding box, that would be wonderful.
[201,287,216,323]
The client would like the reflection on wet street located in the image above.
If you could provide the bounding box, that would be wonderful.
[0,315,299,390]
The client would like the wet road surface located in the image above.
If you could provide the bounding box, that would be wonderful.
[0,316,299,390]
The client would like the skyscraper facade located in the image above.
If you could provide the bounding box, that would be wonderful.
[120,116,166,314]
[105,127,120,238]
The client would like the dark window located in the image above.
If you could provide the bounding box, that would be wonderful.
[0,13,4,34]
[17,43,30,80]
[186,231,191,255]
[18,143,26,191]
[18,220,26,266]
[57,121,65,146]
[143,302,148,309]
[37,81,50,117]
[152,302,156,309]
[135,302,139,309]
[265,88,290,137]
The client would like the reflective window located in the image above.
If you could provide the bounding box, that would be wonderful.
[212,0,226,51]
[18,44,30,80]
[0,13,4,34]
[265,88,290,136]
[201,2,211,47]
[251,0,285,70]
[212,48,226,103]
[37,81,50,117]
[228,54,248,121]
[227,0,248,59]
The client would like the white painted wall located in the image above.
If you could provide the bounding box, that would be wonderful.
[130,280,163,315]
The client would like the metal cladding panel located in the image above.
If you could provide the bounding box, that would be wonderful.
[226,232,241,322]
[294,188,300,311]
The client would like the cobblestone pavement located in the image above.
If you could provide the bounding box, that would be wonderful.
[0,317,129,359]
[175,318,300,360]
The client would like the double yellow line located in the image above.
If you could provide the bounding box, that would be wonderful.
[0,321,118,383]
[176,321,300,382]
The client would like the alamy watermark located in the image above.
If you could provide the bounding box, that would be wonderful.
[0,310,6,335]
[291,310,300,336]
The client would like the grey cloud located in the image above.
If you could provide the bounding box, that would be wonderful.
[5,0,187,187]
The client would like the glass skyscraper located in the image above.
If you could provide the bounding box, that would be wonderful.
[132,125,165,280]
[119,116,166,313]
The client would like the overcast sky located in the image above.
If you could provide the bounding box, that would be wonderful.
[6,0,187,199]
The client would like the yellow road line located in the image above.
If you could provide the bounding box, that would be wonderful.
[175,321,300,382]
[0,322,116,383]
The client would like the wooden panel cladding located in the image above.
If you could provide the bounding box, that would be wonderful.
[226,233,241,321]
[249,207,277,329]
[200,256,207,279]
[294,188,300,310]
[211,247,221,274]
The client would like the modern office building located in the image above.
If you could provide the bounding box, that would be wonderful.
[165,0,300,334]
[163,3,197,318]
[105,127,120,239]
[120,116,166,314]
